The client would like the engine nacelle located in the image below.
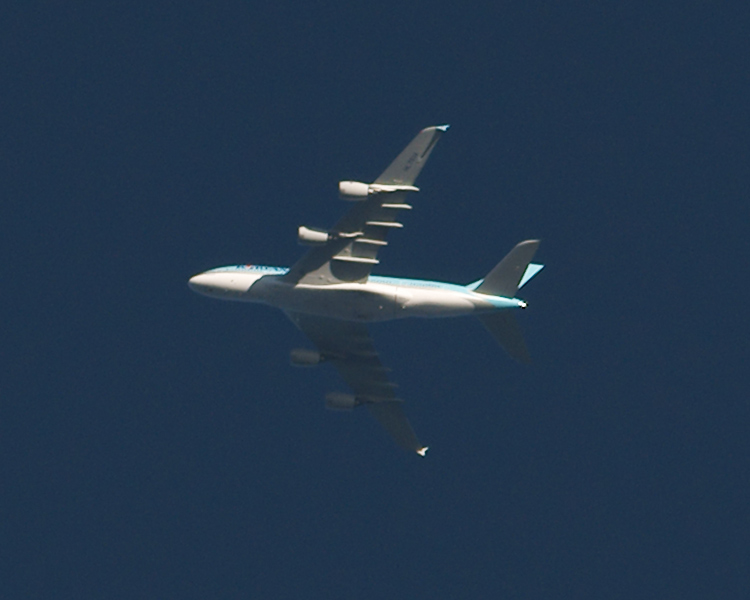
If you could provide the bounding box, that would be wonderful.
[339,180,420,200]
[298,226,330,245]
[290,348,324,367]
[338,180,370,199]
[325,392,358,411]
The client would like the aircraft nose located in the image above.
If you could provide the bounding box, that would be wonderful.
[188,272,214,294]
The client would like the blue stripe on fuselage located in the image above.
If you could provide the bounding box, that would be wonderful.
[207,264,290,275]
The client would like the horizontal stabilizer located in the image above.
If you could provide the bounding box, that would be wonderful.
[475,240,540,298]
[477,312,531,364]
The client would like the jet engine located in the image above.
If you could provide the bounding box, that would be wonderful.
[297,226,330,245]
[339,180,420,199]
[325,392,359,411]
[290,348,324,366]
[338,180,370,199]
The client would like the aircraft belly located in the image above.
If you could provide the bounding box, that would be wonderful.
[256,279,492,321]
[268,282,401,321]
[396,287,480,317]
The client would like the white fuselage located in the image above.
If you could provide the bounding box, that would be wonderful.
[188,265,525,322]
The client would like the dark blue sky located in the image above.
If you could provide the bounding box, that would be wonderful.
[3,2,748,598]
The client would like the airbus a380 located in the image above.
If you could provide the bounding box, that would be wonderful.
[189,125,543,456]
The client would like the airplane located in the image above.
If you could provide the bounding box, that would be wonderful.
[188,125,543,456]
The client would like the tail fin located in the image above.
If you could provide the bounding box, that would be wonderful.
[475,240,540,298]
[474,240,542,363]
[477,312,531,363]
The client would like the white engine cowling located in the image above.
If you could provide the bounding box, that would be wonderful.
[298,226,330,245]
[338,180,370,199]
[325,392,358,411]
[290,348,323,366]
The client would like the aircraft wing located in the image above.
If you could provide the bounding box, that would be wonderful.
[283,125,448,286]
[286,311,427,455]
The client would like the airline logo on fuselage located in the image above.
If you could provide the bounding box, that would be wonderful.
[242,264,288,274]
[208,264,289,275]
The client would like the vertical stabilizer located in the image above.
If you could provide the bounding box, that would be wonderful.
[475,240,540,298]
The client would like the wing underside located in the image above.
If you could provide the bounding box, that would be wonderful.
[286,311,427,455]
[283,125,448,286]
